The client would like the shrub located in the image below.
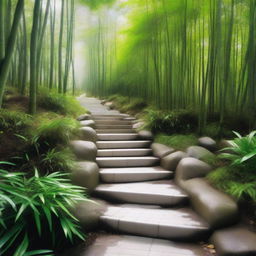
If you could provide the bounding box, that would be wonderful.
[34,118,80,147]
[143,109,198,134]
[208,131,256,202]
[38,89,86,117]
[41,148,76,173]
[154,133,198,151]
[0,164,87,256]
[119,98,147,114]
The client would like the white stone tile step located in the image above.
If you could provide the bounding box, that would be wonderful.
[100,204,210,240]
[100,166,173,183]
[97,148,152,157]
[96,156,159,167]
[97,140,152,149]
[95,180,188,206]
[81,234,206,256]
[97,133,139,141]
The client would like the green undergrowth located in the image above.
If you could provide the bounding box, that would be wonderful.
[106,94,147,115]
[38,88,86,117]
[208,131,256,203]
[154,133,198,151]
[0,89,87,174]
[0,166,87,255]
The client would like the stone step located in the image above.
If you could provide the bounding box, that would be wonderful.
[97,148,152,157]
[80,234,206,256]
[95,120,133,125]
[97,133,139,141]
[92,115,128,120]
[100,166,173,183]
[96,156,159,167]
[96,124,133,129]
[94,180,188,206]
[96,140,152,149]
[101,204,210,241]
[96,129,135,133]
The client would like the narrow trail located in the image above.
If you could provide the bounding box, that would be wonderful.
[78,97,210,256]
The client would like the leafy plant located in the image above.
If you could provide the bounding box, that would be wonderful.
[143,108,198,134]
[41,148,76,173]
[220,131,256,170]
[38,89,86,117]
[34,118,80,147]
[208,131,256,202]
[0,163,87,256]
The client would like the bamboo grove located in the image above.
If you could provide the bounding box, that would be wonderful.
[0,0,75,114]
[85,0,256,129]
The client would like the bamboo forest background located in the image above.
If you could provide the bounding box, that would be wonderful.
[0,0,75,114]
[85,0,256,129]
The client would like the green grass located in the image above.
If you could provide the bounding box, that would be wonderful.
[33,118,80,147]
[154,133,198,151]
[0,109,32,134]
[38,88,87,117]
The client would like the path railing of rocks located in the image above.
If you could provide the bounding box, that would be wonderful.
[68,96,256,256]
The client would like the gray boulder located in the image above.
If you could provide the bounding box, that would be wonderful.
[184,178,239,229]
[186,146,215,160]
[80,127,98,143]
[77,114,91,121]
[132,121,145,130]
[175,157,212,188]
[151,143,175,158]
[210,226,256,256]
[70,140,97,161]
[198,137,217,151]
[73,198,107,231]
[138,130,153,140]
[161,151,187,171]
[71,161,99,193]
[80,120,96,128]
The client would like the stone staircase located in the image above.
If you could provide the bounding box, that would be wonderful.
[77,97,210,255]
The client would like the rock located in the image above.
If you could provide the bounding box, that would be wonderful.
[71,161,99,193]
[101,99,107,105]
[151,143,175,158]
[198,137,217,151]
[132,121,145,130]
[105,102,114,109]
[161,151,187,171]
[70,140,97,161]
[175,157,212,188]
[73,198,107,231]
[210,226,256,256]
[80,120,96,128]
[77,114,91,121]
[186,146,215,161]
[184,178,239,229]
[80,127,98,143]
[138,130,153,140]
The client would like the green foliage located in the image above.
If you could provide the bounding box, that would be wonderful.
[0,165,87,255]
[41,148,76,173]
[220,131,256,170]
[38,89,86,117]
[34,118,80,147]
[0,109,32,134]
[119,98,147,115]
[144,109,198,134]
[81,0,116,10]
[208,131,256,202]
[155,133,198,151]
